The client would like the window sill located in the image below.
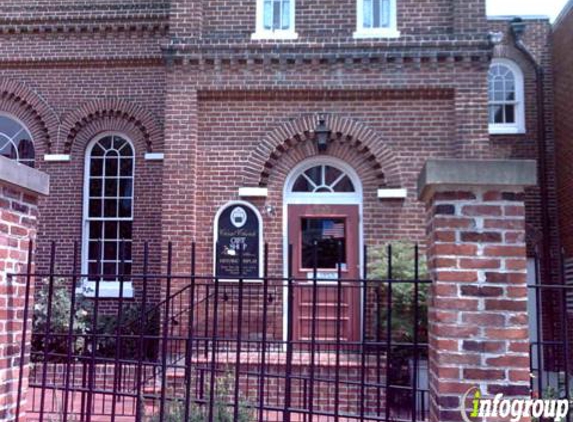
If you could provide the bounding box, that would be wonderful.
[353,29,401,39]
[251,31,299,40]
[489,124,526,135]
[76,280,134,299]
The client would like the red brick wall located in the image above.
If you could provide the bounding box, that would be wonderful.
[0,2,556,307]
[485,20,563,354]
[0,65,167,306]
[553,0,573,367]
[194,90,455,277]
[554,3,573,256]
[202,0,455,40]
[487,19,558,264]
[423,187,530,422]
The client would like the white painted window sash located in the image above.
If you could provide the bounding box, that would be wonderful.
[80,133,135,298]
[488,59,526,135]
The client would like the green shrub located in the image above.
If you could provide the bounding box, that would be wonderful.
[367,242,430,409]
[368,242,429,344]
[32,278,92,360]
[32,278,159,361]
[145,373,253,422]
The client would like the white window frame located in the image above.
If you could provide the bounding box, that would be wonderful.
[353,0,400,39]
[80,132,135,299]
[488,58,526,135]
[251,0,298,40]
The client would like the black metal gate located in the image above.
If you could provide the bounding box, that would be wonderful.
[15,241,430,422]
[529,251,573,419]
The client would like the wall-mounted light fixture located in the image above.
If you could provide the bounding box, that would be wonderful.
[264,204,275,216]
[315,116,330,153]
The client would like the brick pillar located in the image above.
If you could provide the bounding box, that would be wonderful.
[418,159,536,422]
[0,157,49,421]
[161,68,198,275]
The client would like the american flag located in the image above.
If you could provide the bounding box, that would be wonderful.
[322,220,345,238]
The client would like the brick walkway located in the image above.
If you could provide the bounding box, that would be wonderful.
[25,388,384,422]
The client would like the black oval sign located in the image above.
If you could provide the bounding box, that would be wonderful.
[215,203,261,280]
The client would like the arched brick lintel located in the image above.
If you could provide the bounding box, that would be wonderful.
[492,44,537,76]
[60,98,163,154]
[68,115,155,158]
[243,114,402,188]
[0,78,60,155]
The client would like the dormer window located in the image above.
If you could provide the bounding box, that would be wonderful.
[354,0,400,39]
[252,0,297,40]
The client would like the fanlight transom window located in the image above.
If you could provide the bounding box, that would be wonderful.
[0,115,35,167]
[292,165,356,193]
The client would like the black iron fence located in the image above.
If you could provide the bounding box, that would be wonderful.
[14,241,431,422]
[529,252,573,418]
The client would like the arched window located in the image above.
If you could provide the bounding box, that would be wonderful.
[0,114,35,167]
[82,134,134,297]
[292,164,356,193]
[284,158,363,206]
[488,59,525,134]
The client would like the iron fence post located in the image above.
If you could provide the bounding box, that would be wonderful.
[159,243,173,422]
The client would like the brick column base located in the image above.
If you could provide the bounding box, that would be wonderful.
[418,159,537,422]
[0,157,49,421]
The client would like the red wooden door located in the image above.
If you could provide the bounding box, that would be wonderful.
[288,204,361,345]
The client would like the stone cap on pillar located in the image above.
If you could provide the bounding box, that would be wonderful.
[417,159,537,201]
[0,156,50,196]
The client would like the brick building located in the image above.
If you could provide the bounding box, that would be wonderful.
[554,2,573,306]
[4,1,573,421]
[0,0,565,360]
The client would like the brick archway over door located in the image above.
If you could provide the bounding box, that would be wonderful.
[242,114,402,188]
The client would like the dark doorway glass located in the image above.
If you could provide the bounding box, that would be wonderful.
[301,217,347,269]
